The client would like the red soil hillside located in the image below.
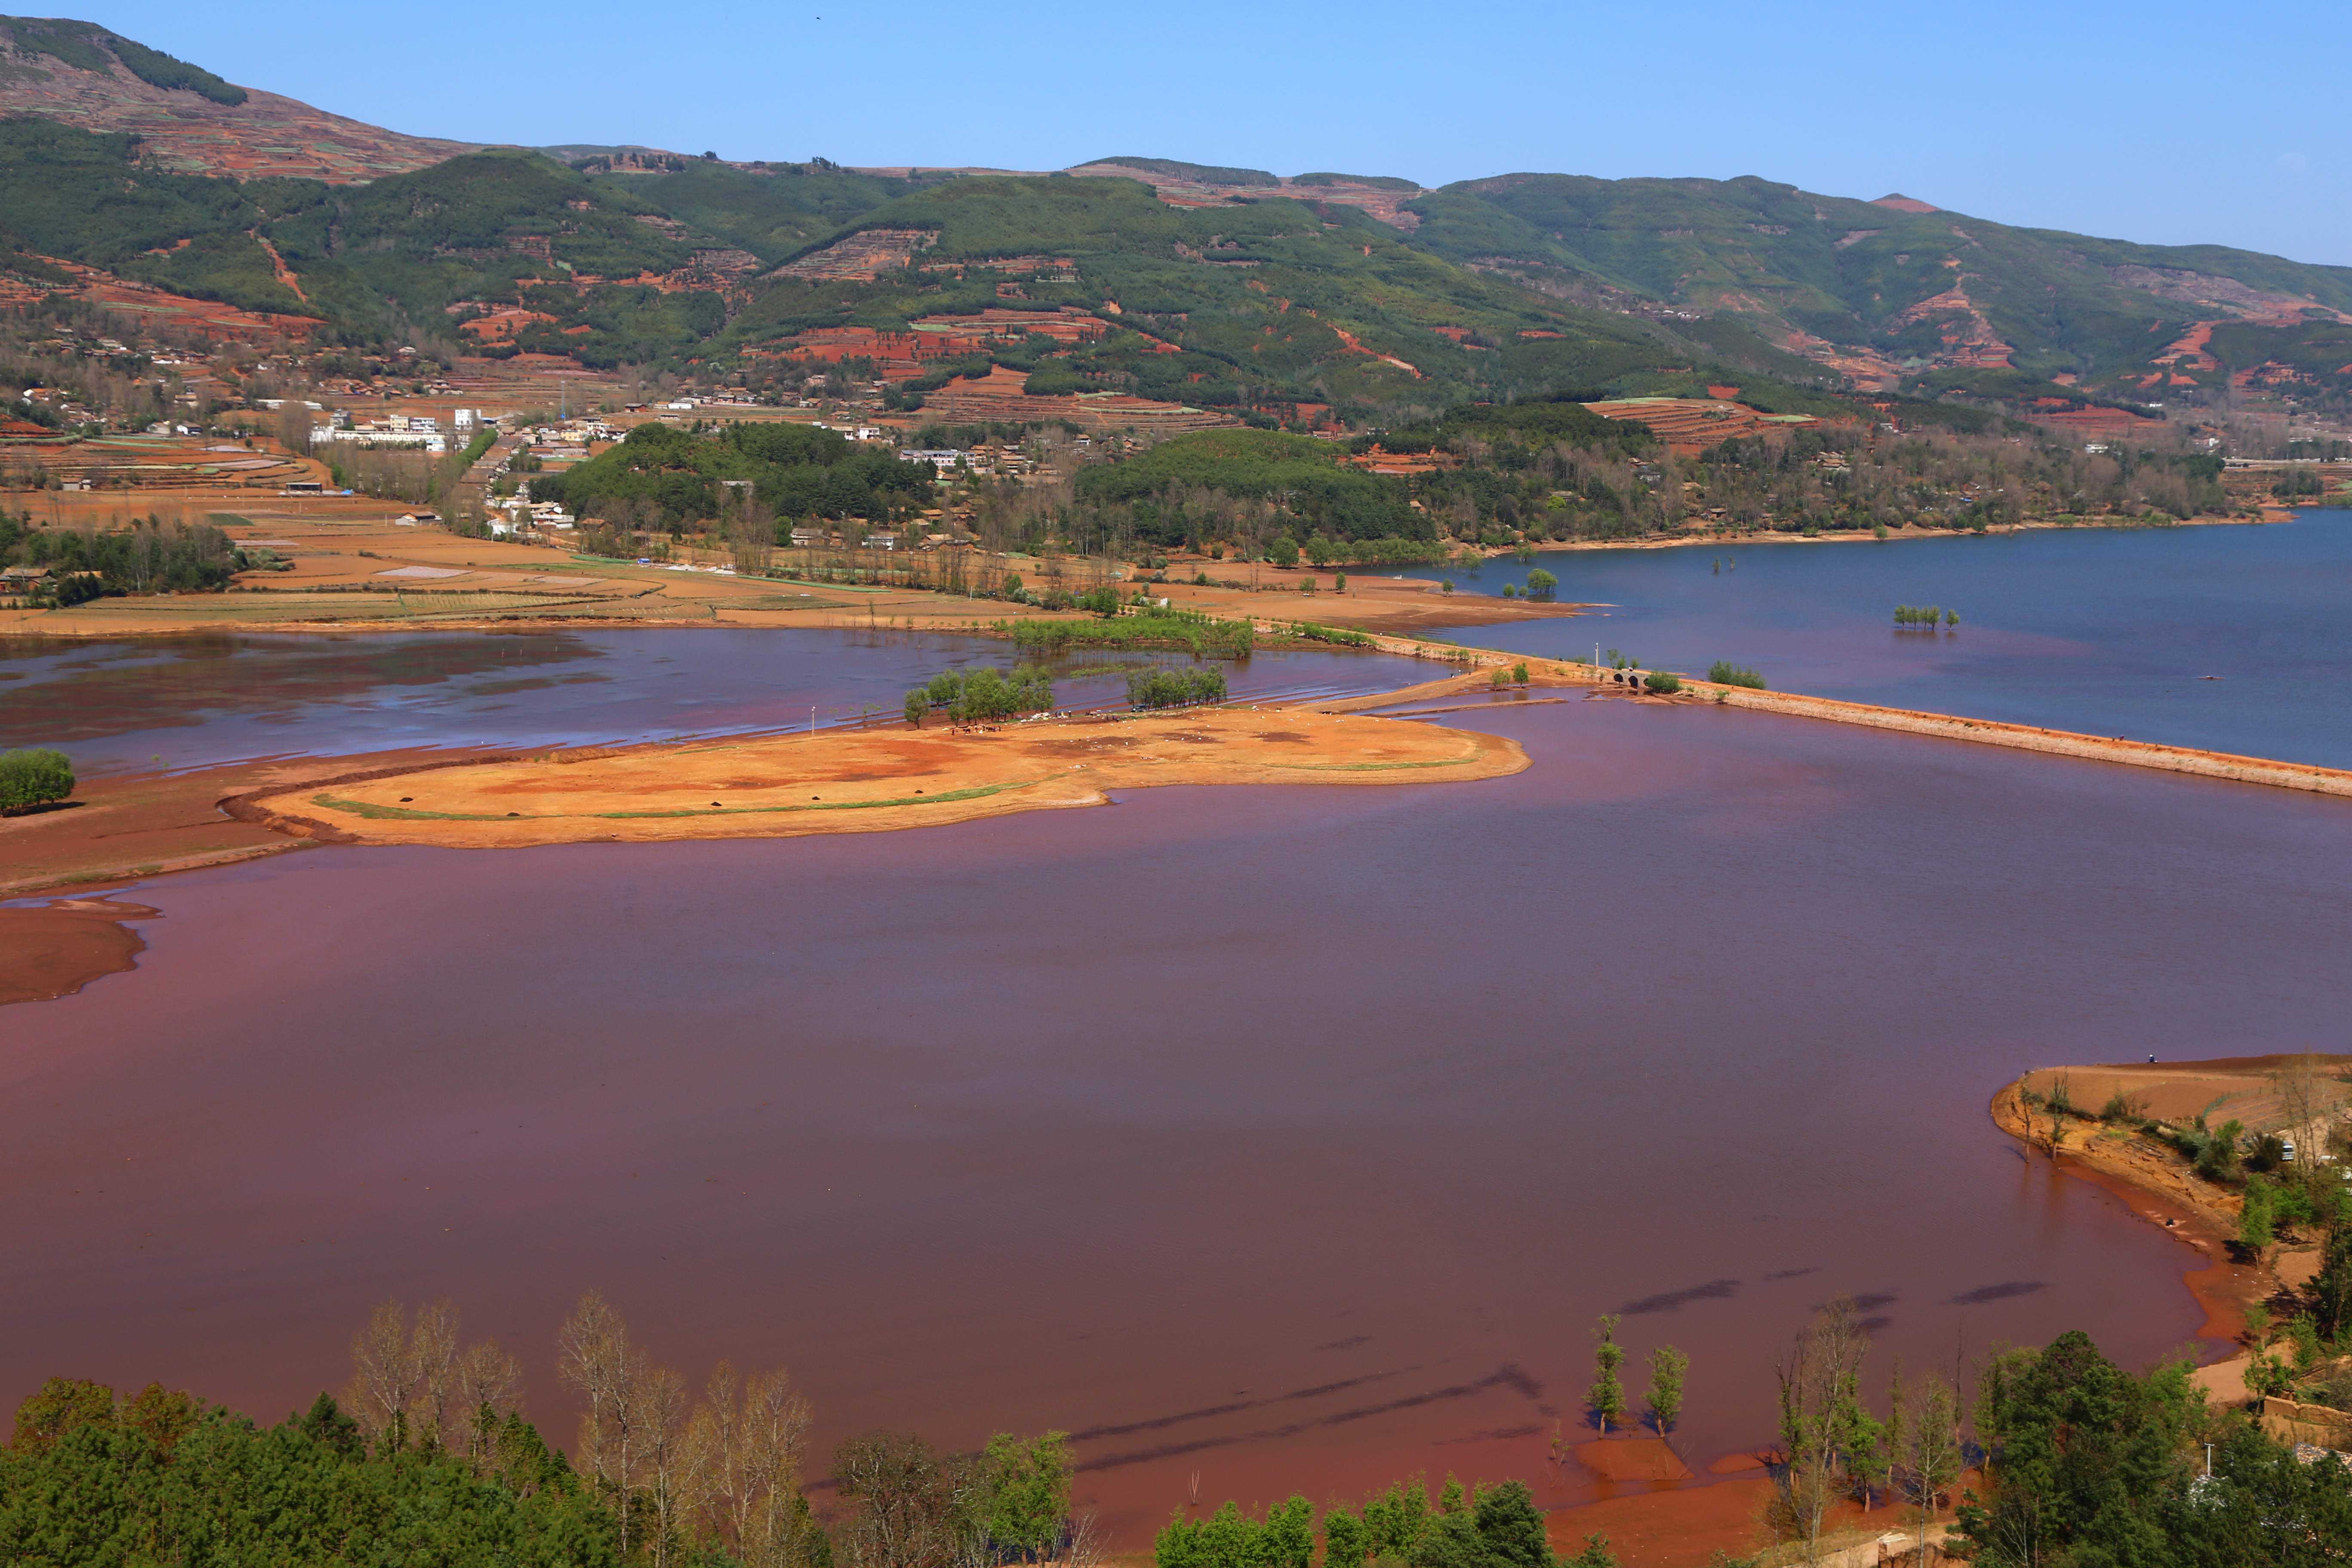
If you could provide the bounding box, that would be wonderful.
[914,365,1238,433]
[0,28,473,180]
[10,253,322,341]
[1582,396,1819,452]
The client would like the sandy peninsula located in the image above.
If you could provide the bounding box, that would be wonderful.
[230,707,1528,850]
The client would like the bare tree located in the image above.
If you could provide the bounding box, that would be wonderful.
[1897,1373,1963,1562]
[560,1290,646,1558]
[1776,1297,1871,1565]
[409,1298,461,1448]
[345,1301,422,1448]
[343,1298,516,1456]
[2272,1054,2344,1209]
[453,1338,526,1467]
[834,1431,982,1568]
[640,1363,691,1568]
[689,1362,815,1568]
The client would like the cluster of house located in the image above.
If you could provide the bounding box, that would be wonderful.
[488,497,579,538]
[308,408,481,455]
[520,418,618,447]
[787,523,901,551]
[893,443,1053,480]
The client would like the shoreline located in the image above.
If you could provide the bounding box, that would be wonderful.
[1988,1056,2352,1407]
[1452,508,2289,560]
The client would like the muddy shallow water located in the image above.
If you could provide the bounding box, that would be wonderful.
[12,676,2343,1534]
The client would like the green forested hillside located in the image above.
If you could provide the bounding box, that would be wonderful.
[576,158,936,263]
[726,175,1718,417]
[1402,173,2352,399]
[0,122,720,357]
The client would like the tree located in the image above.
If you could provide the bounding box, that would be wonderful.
[1524,568,1557,600]
[1588,1316,1627,1434]
[834,1430,981,1568]
[344,1298,514,1458]
[1776,1298,1869,1562]
[559,1289,654,1559]
[1897,1374,1962,1552]
[1322,1507,1368,1568]
[1645,1346,1687,1436]
[980,1431,1070,1561]
[1467,1481,1549,1568]
[1957,1332,2203,1564]
[2313,1223,2352,1340]
[0,747,73,813]
[1360,1476,1430,1559]
[904,689,930,727]
[7,1378,117,1452]
[2242,1179,2276,1260]
[1268,535,1300,568]
[685,1362,814,1568]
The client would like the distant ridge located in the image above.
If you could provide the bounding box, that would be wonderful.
[1078,156,1280,187]
[1871,193,1940,214]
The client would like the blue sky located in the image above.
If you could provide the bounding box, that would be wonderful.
[70,0,2352,265]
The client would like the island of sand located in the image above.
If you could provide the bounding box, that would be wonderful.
[233,707,1528,850]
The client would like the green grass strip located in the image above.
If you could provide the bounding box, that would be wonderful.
[1270,756,1480,772]
[311,776,1046,824]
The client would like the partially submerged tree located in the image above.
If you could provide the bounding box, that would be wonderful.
[1588,1315,1627,1435]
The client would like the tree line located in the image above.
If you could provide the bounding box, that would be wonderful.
[539,420,933,537]
[7,1288,2347,1568]
[0,513,254,603]
[0,1292,1081,1568]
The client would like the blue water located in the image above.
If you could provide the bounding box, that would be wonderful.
[1393,510,2352,768]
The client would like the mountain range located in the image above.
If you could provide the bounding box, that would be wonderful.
[4,16,2349,426]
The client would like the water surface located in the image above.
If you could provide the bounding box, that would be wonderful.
[1399,509,2352,767]
[11,688,2333,1532]
[0,628,1422,775]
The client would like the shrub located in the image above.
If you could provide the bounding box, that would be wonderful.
[1511,663,1528,684]
[1643,671,1681,694]
[0,747,73,812]
[1128,667,1227,709]
[910,666,1052,724]
[1707,661,1766,689]
[1284,622,1373,648]
[1010,611,1253,658]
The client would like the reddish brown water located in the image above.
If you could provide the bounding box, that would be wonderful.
[10,695,2347,1535]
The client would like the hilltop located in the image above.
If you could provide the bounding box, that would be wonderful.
[0,13,473,180]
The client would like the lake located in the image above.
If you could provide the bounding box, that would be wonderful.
[11,626,2340,1535]
[1394,509,2352,768]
